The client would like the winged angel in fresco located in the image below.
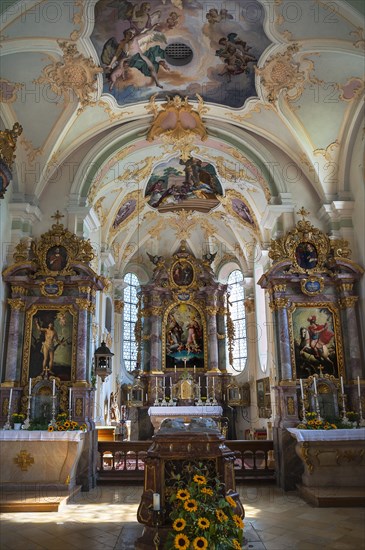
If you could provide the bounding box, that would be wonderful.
[102,2,170,89]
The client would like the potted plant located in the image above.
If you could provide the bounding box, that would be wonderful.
[11,413,25,429]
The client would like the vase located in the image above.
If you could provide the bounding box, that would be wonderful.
[13,423,22,430]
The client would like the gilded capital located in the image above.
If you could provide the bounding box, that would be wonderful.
[339,296,358,309]
[114,300,124,314]
[8,298,25,310]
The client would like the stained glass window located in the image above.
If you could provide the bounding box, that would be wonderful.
[227,269,247,372]
[123,272,139,372]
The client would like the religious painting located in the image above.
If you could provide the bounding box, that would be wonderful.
[22,305,76,383]
[46,245,68,272]
[300,277,324,296]
[231,197,255,226]
[256,377,271,418]
[163,303,206,370]
[90,0,271,108]
[171,260,194,287]
[112,198,136,229]
[290,304,344,381]
[295,242,318,270]
[145,157,223,213]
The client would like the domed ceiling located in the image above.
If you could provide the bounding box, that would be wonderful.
[0,0,364,280]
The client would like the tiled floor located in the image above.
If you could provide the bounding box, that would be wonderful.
[0,483,364,550]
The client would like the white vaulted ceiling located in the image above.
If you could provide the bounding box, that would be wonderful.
[1,0,364,279]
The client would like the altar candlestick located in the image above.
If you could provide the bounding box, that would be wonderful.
[340,376,344,394]
[153,492,160,511]
[29,377,32,396]
[313,377,317,395]
[69,387,72,405]
[8,388,13,411]
[52,378,56,396]
[300,378,304,400]
[358,376,361,397]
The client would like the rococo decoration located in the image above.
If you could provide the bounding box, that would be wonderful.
[34,41,103,110]
[0,122,23,198]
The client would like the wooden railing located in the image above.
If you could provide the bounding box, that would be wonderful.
[97,439,275,483]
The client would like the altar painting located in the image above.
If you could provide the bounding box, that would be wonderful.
[145,157,222,213]
[164,304,205,369]
[290,305,343,380]
[22,306,76,383]
[91,0,270,108]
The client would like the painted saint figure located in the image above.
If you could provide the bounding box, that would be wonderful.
[35,319,64,374]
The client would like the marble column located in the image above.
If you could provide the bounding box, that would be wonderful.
[150,312,162,372]
[76,298,89,383]
[271,297,292,382]
[338,291,362,379]
[4,299,25,382]
[207,305,219,371]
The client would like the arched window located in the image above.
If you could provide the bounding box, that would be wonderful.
[123,272,139,372]
[227,269,247,372]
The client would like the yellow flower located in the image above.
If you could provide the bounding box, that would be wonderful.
[193,536,208,549]
[233,514,244,529]
[193,474,207,485]
[48,425,54,431]
[174,533,190,549]
[64,421,71,428]
[184,499,198,512]
[173,518,186,531]
[197,517,210,530]
[233,539,241,550]
[201,487,213,496]
[215,509,228,522]
[226,495,236,507]
[176,489,190,501]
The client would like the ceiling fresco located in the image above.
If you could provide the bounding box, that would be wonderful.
[90,0,271,108]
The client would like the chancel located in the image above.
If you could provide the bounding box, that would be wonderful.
[0,0,364,548]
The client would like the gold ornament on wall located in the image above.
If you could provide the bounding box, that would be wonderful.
[145,94,208,161]
[34,41,102,110]
[0,122,23,168]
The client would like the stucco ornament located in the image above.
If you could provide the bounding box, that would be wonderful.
[35,42,103,110]
[256,44,308,103]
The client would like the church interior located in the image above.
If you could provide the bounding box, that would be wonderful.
[0,0,364,548]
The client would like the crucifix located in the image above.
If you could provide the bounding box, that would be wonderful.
[318,365,324,378]
[51,210,64,225]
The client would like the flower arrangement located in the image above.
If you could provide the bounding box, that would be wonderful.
[346,411,359,424]
[47,413,87,432]
[164,465,244,550]
[11,413,25,423]
[297,410,359,430]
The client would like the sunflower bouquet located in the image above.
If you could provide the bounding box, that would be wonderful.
[164,465,244,550]
[47,413,87,432]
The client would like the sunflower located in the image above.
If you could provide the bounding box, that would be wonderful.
[176,489,190,501]
[201,487,213,496]
[47,425,54,431]
[215,509,228,522]
[233,539,241,550]
[197,517,210,530]
[64,420,71,428]
[174,533,190,550]
[184,499,198,512]
[193,474,207,485]
[192,536,208,549]
[226,495,236,508]
[173,518,186,532]
[233,515,244,529]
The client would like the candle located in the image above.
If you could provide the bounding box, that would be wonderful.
[340,376,344,394]
[29,377,32,396]
[52,378,56,396]
[313,377,317,395]
[198,377,201,387]
[69,387,72,406]
[193,365,196,374]
[170,377,172,388]
[300,379,304,399]
[153,492,160,511]
[145,393,148,402]
[357,376,361,397]
[174,365,176,373]
[212,377,215,388]
[8,388,13,411]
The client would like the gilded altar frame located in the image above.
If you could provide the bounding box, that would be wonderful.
[289,302,344,381]
[21,304,77,385]
[162,300,208,371]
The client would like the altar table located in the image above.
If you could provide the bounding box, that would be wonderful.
[148,405,223,431]
[0,430,86,489]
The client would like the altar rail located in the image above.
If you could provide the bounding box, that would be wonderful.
[97,440,275,483]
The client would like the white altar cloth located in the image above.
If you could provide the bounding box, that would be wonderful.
[0,430,85,441]
[287,427,365,442]
[148,406,223,417]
